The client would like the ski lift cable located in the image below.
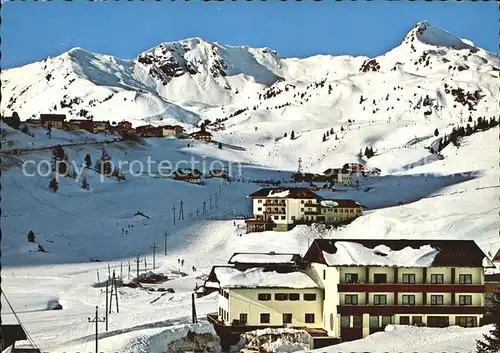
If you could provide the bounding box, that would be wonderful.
[1,291,40,350]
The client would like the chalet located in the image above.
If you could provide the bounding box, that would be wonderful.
[173,169,202,184]
[40,114,66,129]
[205,239,493,346]
[68,119,93,133]
[136,124,160,137]
[189,130,212,142]
[93,121,111,133]
[161,125,185,137]
[323,168,352,186]
[244,187,363,233]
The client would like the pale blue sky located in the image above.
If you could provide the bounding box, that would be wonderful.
[2,1,498,69]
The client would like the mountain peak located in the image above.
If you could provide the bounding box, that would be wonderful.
[404,21,474,50]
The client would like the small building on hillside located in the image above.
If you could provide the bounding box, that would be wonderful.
[190,130,212,142]
[173,169,202,184]
[207,169,231,180]
[40,114,66,129]
[161,125,185,137]
[93,121,111,133]
[68,119,94,133]
[136,124,159,137]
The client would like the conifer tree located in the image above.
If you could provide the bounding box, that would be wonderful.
[49,178,59,192]
[434,128,439,137]
[476,290,500,352]
[323,134,326,142]
[218,142,223,149]
[330,128,334,134]
[340,126,344,132]
[290,130,295,139]
[27,230,35,243]
[84,154,92,168]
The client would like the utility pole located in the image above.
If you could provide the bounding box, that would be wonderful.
[134,255,140,283]
[188,212,193,219]
[144,257,147,272]
[112,270,119,313]
[172,204,176,226]
[202,201,207,215]
[297,158,302,173]
[196,208,200,218]
[151,242,159,269]
[88,306,105,353]
[209,197,213,210]
[164,230,168,255]
[191,292,198,324]
[215,192,218,209]
[179,200,184,221]
[109,273,114,314]
[105,277,109,331]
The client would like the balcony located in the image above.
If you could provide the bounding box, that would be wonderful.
[337,305,486,315]
[338,283,485,293]
[264,208,286,215]
[264,201,286,206]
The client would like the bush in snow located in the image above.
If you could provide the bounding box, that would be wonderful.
[49,178,59,192]
[434,128,439,136]
[27,230,35,243]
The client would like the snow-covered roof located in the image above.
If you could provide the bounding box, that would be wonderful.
[322,241,438,267]
[248,187,321,199]
[320,199,362,208]
[267,189,290,198]
[212,267,318,289]
[228,252,300,265]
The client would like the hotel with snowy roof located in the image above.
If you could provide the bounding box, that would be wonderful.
[244,187,363,233]
[204,239,494,347]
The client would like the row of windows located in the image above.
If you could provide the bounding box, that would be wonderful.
[257,293,317,301]
[343,273,474,284]
[258,313,315,324]
[341,315,478,328]
[343,294,474,305]
[321,208,361,214]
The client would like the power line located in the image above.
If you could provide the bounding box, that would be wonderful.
[1,291,40,350]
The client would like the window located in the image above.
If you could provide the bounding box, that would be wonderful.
[427,316,449,328]
[412,316,422,325]
[323,270,326,280]
[345,273,359,283]
[305,313,315,323]
[334,209,338,213]
[291,216,295,221]
[304,293,317,301]
[402,295,415,305]
[430,274,444,284]
[258,293,271,301]
[402,274,416,284]
[273,216,279,220]
[459,295,472,305]
[280,216,286,220]
[340,209,344,213]
[374,274,388,284]
[352,315,362,328]
[258,200,262,203]
[457,316,478,328]
[381,316,392,327]
[275,293,288,301]
[373,295,387,305]
[345,294,358,305]
[350,209,354,213]
[239,313,248,324]
[369,315,379,328]
[430,295,444,305]
[260,313,270,324]
[289,293,300,301]
[257,207,262,211]
[459,274,472,284]
[283,313,292,324]
[341,316,350,328]
[300,208,304,212]
[224,291,229,299]
[301,200,304,204]
[399,316,410,325]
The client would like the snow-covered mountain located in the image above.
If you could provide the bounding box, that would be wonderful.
[2,21,499,130]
